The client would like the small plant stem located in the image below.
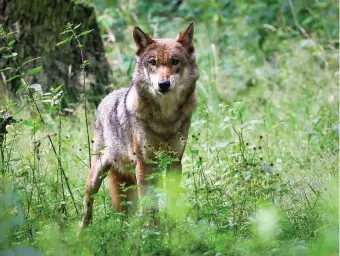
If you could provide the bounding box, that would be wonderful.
[0,134,5,174]
[1,36,79,215]
[70,28,91,167]
[190,147,199,217]
[5,130,17,175]
[58,103,67,215]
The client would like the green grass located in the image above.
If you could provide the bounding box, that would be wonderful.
[0,2,339,255]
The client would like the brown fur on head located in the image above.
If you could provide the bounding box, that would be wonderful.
[132,22,199,99]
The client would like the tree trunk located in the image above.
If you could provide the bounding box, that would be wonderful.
[0,0,112,105]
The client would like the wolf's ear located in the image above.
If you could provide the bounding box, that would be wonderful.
[177,21,195,53]
[133,26,154,55]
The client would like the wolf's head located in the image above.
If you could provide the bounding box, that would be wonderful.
[132,22,199,100]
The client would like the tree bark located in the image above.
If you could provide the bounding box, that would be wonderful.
[0,0,112,105]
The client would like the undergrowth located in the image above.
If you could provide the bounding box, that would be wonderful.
[0,2,339,255]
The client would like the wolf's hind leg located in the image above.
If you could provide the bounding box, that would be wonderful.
[108,168,137,213]
[79,155,110,229]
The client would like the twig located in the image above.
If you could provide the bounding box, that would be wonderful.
[70,26,92,168]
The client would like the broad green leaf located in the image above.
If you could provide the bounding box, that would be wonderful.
[28,84,43,94]
[2,54,13,59]
[6,74,22,82]
[23,120,34,127]
[30,123,42,136]
[16,87,25,94]
[8,40,15,46]
[60,29,72,35]
[53,84,64,93]
[56,37,72,46]
[29,66,42,75]
[6,31,16,36]
[79,29,93,36]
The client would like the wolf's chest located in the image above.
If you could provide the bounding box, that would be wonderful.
[140,133,185,162]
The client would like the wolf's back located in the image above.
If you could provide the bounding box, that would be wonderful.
[93,88,131,162]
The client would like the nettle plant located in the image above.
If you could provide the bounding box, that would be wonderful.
[184,101,290,233]
[0,26,68,247]
[0,26,65,184]
[105,100,292,234]
[0,23,93,241]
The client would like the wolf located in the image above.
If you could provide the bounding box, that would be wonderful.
[79,22,199,228]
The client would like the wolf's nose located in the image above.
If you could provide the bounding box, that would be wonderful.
[158,80,171,92]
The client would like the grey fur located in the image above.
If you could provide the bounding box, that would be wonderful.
[79,23,199,228]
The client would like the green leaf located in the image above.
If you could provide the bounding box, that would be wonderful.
[60,29,73,35]
[30,123,42,136]
[56,37,72,46]
[28,84,43,94]
[6,31,16,36]
[0,46,8,52]
[8,40,15,46]
[16,87,25,94]
[29,66,42,75]
[13,102,29,114]
[79,29,93,36]
[2,52,17,59]
[74,23,82,30]
[6,74,22,82]
[22,57,41,66]
[2,54,13,59]
[52,84,64,93]
[23,120,34,127]
[0,67,12,72]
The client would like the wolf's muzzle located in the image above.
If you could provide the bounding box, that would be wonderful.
[158,79,171,92]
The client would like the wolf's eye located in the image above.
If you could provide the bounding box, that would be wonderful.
[149,59,156,66]
[172,59,180,66]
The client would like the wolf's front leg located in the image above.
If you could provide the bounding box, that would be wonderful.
[166,161,182,210]
[79,155,110,229]
[136,160,159,214]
